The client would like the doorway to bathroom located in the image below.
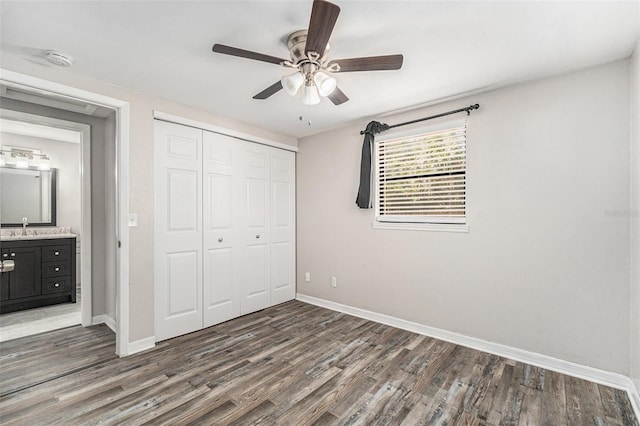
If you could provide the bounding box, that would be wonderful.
[0,87,117,342]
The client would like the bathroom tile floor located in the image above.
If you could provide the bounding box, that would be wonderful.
[0,287,81,342]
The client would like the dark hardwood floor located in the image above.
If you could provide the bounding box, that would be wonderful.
[0,300,637,425]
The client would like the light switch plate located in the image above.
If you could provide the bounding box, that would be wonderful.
[128,213,138,227]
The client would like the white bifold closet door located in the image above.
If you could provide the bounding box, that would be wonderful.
[154,121,203,342]
[202,131,242,327]
[155,120,295,342]
[269,149,296,305]
[243,143,271,314]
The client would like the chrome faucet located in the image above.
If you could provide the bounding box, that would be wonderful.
[22,217,28,233]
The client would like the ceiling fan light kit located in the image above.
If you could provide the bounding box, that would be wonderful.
[314,71,337,97]
[281,72,305,96]
[211,0,404,106]
[302,84,321,106]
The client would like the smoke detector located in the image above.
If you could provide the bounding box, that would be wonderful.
[44,50,73,67]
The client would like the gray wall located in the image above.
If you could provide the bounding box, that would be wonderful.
[0,132,81,233]
[631,42,640,391]
[297,59,631,374]
[0,97,116,319]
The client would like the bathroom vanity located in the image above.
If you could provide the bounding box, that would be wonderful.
[0,165,78,313]
[0,235,76,313]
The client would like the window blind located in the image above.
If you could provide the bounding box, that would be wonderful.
[375,124,466,224]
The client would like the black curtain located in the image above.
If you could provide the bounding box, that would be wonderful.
[356,121,389,208]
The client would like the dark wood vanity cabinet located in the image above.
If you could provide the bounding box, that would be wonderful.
[0,238,76,314]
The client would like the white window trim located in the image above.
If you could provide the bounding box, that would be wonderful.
[372,221,469,233]
[372,118,469,233]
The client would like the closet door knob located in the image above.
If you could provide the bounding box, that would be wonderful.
[54,251,60,256]
[2,254,7,258]
[255,234,260,239]
[218,238,223,242]
[54,283,60,288]
[55,267,60,272]
[10,253,15,257]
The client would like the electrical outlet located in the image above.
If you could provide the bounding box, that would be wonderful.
[331,276,337,288]
[305,272,311,282]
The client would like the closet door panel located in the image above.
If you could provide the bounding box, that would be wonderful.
[204,247,235,318]
[242,144,270,314]
[166,251,199,316]
[154,121,203,342]
[245,244,268,310]
[270,241,292,294]
[167,169,199,235]
[270,150,296,304]
[203,131,241,327]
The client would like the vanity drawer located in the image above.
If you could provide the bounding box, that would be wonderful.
[42,276,71,294]
[42,261,71,278]
[42,245,71,262]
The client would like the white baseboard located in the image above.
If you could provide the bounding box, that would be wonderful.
[296,293,640,420]
[91,315,116,333]
[124,336,156,356]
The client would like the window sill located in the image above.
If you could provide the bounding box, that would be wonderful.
[372,221,469,233]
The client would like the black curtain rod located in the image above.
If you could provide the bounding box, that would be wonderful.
[359,103,480,135]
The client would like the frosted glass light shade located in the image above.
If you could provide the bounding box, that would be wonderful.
[38,156,51,170]
[0,152,5,166]
[302,85,321,105]
[16,158,29,168]
[314,72,337,97]
[281,72,304,96]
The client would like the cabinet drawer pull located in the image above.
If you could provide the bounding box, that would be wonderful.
[2,254,7,258]
[256,234,260,239]
[218,238,223,242]
[54,267,60,272]
[11,253,16,257]
[54,251,60,256]
[54,283,60,288]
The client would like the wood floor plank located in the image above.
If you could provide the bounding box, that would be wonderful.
[566,375,608,425]
[0,301,636,425]
[540,369,568,425]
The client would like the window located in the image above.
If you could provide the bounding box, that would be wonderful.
[374,121,467,229]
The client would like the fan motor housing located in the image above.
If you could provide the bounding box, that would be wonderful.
[287,30,330,64]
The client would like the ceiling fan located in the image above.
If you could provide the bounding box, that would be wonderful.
[211,0,403,106]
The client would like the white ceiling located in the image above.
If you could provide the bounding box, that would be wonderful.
[1,1,638,138]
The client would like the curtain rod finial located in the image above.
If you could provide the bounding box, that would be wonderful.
[466,103,480,115]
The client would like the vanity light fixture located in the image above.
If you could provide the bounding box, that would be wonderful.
[0,148,51,170]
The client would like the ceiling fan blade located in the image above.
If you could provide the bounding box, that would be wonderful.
[253,81,283,100]
[305,0,340,58]
[328,86,349,105]
[328,54,404,72]
[212,44,287,66]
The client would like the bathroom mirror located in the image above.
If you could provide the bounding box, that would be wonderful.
[0,166,57,227]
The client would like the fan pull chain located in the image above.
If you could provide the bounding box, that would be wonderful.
[298,102,312,126]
